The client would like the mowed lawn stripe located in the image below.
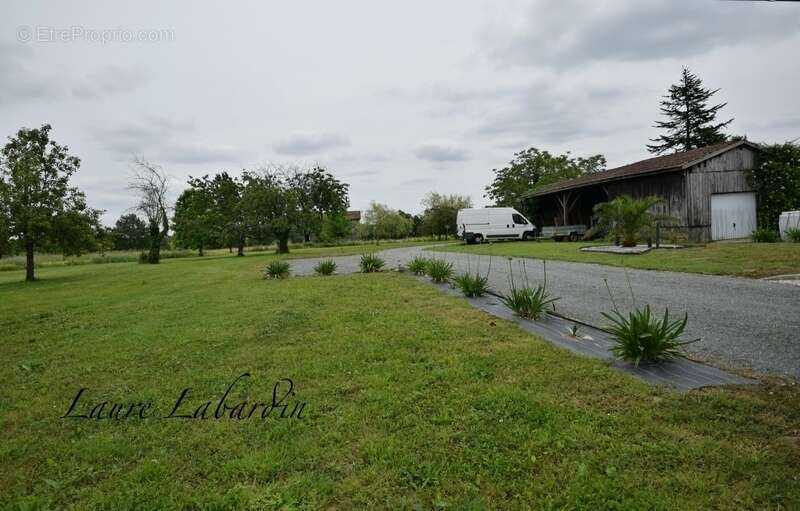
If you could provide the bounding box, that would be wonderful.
[432,240,800,279]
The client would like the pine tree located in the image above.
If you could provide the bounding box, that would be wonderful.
[647,67,733,154]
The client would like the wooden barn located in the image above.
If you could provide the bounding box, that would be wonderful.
[524,140,762,243]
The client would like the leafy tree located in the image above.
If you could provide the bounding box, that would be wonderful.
[647,67,733,154]
[173,181,216,256]
[288,166,349,242]
[0,207,10,258]
[48,201,102,257]
[94,224,114,256]
[0,124,88,281]
[361,202,413,241]
[421,192,473,239]
[128,158,170,264]
[593,195,672,247]
[206,172,248,255]
[241,169,299,254]
[485,147,605,217]
[320,212,353,242]
[399,210,423,237]
[752,142,800,229]
[112,213,149,251]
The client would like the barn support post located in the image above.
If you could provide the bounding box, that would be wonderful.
[655,222,661,248]
[555,191,579,226]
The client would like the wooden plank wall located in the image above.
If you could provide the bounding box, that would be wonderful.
[606,171,687,224]
[685,147,756,241]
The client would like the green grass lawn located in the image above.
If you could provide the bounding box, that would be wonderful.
[0,238,452,274]
[431,240,800,278]
[1,254,799,509]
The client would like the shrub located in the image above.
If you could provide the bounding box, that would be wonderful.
[501,286,558,320]
[313,259,337,276]
[786,227,800,243]
[137,252,148,264]
[603,305,697,366]
[263,260,290,279]
[426,258,454,283]
[582,226,604,241]
[453,272,490,297]
[663,228,688,246]
[360,253,385,273]
[752,228,780,243]
[407,256,430,276]
[593,195,674,247]
[500,259,559,320]
[752,142,800,229]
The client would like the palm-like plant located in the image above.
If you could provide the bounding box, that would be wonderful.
[593,195,670,247]
[603,306,698,366]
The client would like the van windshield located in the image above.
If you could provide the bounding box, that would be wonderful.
[512,214,528,225]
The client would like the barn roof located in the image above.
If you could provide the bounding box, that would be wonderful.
[525,140,761,198]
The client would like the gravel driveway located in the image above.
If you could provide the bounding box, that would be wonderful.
[290,245,800,378]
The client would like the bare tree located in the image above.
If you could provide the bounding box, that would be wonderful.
[128,157,170,263]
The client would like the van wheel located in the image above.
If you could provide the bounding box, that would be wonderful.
[473,234,483,244]
[523,231,535,241]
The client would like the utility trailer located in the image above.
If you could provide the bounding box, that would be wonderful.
[539,224,587,242]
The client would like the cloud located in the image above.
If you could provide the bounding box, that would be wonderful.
[405,78,632,145]
[399,176,434,187]
[414,143,470,162]
[484,0,800,68]
[91,118,192,156]
[273,131,350,155]
[71,65,150,100]
[0,41,150,104]
[0,41,62,103]
[339,169,380,178]
[473,81,634,143]
[90,116,245,165]
[157,143,245,164]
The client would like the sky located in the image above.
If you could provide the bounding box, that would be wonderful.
[2,0,799,224]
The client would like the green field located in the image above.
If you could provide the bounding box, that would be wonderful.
[431,240,800,278]
[0,238,451,273]
[1,252,799,509]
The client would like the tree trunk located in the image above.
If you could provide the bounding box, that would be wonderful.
[147,222,161,264]
[147,243,161,264]
[198,244,204,257]
[237,237,245,256]
[277,234,289,254]
[622,235,636,248]
[25,241,35,282]
[304,232,311,243]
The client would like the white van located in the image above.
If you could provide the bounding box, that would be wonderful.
[456,207,537,244]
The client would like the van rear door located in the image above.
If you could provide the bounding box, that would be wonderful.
[460,209,489,238]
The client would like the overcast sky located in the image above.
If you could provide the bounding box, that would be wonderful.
[2,1,799,223]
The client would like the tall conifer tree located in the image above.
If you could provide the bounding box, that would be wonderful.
[647,67,733,154]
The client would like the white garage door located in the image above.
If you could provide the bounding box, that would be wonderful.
[711,192,756,240]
